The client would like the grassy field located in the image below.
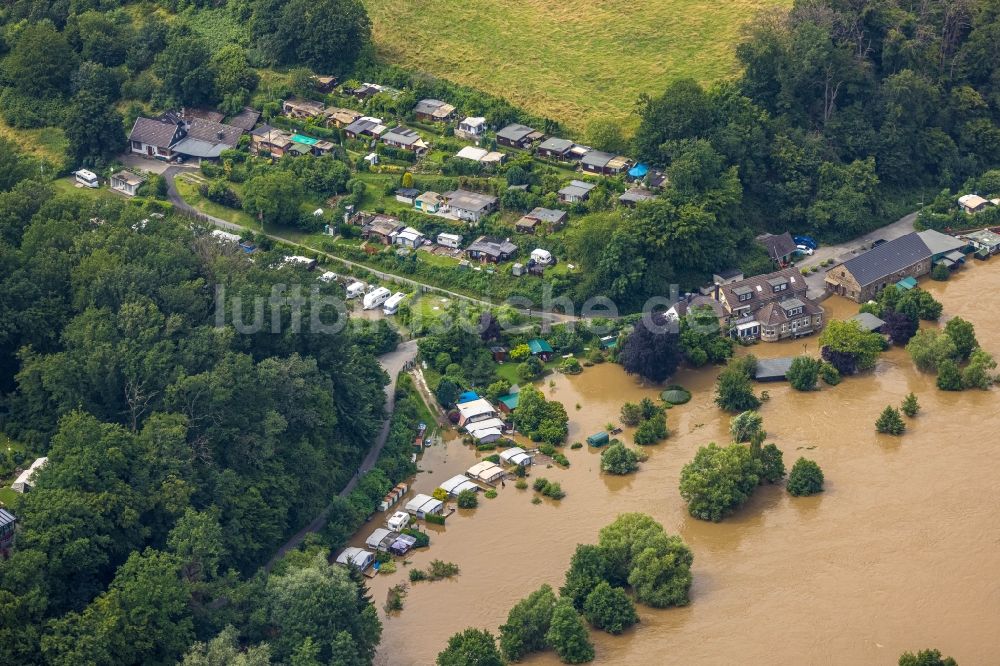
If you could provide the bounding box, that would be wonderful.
[364,0,791,129]
[0,117,67,165]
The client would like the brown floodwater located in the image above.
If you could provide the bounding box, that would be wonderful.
[356,260,1000,665]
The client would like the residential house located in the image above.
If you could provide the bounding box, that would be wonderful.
[456,398,498,427]
[443,190,499,222]
[716,268,824,342]
[286,133,335,156]
[515,207,567,234]
[128,116,185,160]
[964,228,1000,256]
[172,118,245,161]
[558,180,596,203]
[536,137,575,160]
[666,294,727,329]
[619,188,657,207]
[581,151,631,175]
[527,338,553,361]
[455,145,505,164]
[324,107,361,128]
[282,97,325,119]
[824,232,933,302]
[393,226,425,249]
[362,215,404,245]
[456,116,486,141]
[312,75,337,93]
[958,194,992,214]
[496,123,543,149]
[757,232,798,266]
[250,125,293,157]
[413,98,456,122]
[415,191,442,213]
[395,187,420,205]
[918,228,969,271]
[344,117,387,140]
[381,126,429,154]
[350,82,387,101]
[466,236,517,263]
[109,171,146,196]
[227,107,261,132]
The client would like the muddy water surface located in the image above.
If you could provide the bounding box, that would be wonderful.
[362,261,1000,665]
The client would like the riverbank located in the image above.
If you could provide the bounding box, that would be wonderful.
[358,259,1000,665]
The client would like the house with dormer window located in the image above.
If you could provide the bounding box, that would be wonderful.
[715,268,825,342]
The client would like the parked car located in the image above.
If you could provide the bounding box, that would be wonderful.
[793,235,818,250]
[796,244,814,256]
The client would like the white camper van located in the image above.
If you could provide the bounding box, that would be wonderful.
[437,233,463,249]
[386,511,410,532]
[345,281,366,299]
[383,292,406,315]
[530,248,553,265]
[74,169,99,188]
[363,286,391,310]
[317,271,338,283]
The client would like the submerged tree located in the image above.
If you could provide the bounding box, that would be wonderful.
[787,458,824,497]
[498,585,557,662]
[437,628,503,666]
[545,598,595,664]
[583,581,638,635]
[618,315,682,383]
[875,406,905,435]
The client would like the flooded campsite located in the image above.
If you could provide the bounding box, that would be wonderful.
[357,261,1000,666]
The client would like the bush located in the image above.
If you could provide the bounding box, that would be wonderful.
[901,392,919,417]
[600,442,640,475]
[570,442,583,450]
[552,453,570,467]
[818,362,841,386]
[583,581,638,634]
[457,489,479,509]
[714,355,760,412]
[875,406,905,435]
[484,489,498,499]
[409,568,428,582]
[620,402,642,426]
[545,599,595,664]
[532,477,565,499]
[787,458,824,496]
[936,359,963,391]
[427,559,461,580]
[401,528,429,547]
[758,443,785,484]
[931,263,951,281]
[786,356,821,391]
[515,479,528,490]
[432,487,449,501]
[633,413,668,445]
[559,358,583,374]
[424,513,446,525]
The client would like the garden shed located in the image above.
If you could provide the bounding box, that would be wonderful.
[587,432,610,447]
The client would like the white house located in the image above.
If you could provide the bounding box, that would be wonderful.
[456,398,498,427]
[393,226,425,248]
[335,547,375,570]
[404,493,444,519]
[437,233,463,249]
[499,446,534,467]
[438,474,481,497]
[466,461,506,484]
[456,116,486,141]
[366,527,398,552]
[11,457,47,493]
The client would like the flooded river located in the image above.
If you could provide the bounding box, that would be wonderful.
[359,260,1000,665]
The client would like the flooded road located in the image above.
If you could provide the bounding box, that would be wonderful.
[361,260,1000,665]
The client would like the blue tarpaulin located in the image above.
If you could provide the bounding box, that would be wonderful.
[457,391,480,404]
[628,163,649,178]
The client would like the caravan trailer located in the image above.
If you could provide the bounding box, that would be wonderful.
[283,255,317,270]
[363,287,391,310]
[437,232,463,249]
[383,292,406,315]
[345,281,366,299]
[74,169,100,188]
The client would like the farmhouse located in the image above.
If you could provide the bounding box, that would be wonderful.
[756,232,798,265]
[964,228,1000,256]
[466,236,518,263]
[382,126,428,153]
[717,268,824,342]
[456,116,486,141]
[958,194,992,214]
[515,207,567,233]
[344,117,388,139]
[496,123,544,149]
[312,74,337,92]
[11,457,47,493]
[128,116,185,159]
[362,215,404,244]
[558,180,596,203]
[110,171,146,196]
[414,98,456,122]
[536,137,575,159]
[250,125,293,157]
[443,190,499,222]
[282,97,325,119]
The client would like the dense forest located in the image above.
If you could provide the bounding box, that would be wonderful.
[0,136,417,662]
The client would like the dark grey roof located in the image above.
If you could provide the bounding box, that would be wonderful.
[848,312,886,332]
[842,233,931,287]
[755,357,795,380]
[619,188,656,203]
[468,236,517,257]
[444,189,498,212]
[538,137,574,153]
[228,107,261,131]
[778,297,806,312]
[496,123,535,142]
[397,187,420,198]
[344,118,379,135]
[581,150,614,167]
[757,232,798,261]
[129,117,181,148]
[525,207,566,224]
[558,180,596,197]
[185,118,244,146]
[382,126,422,146]
[0,508,15,529]
[414,99,448,114]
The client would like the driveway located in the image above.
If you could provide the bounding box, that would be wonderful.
[799,212,918,299]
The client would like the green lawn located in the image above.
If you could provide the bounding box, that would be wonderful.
[0,117,67,164]
[175,176,263,229]
[364,0,791,129]
[0,434,29,509]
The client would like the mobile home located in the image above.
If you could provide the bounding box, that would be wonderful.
[346,281,366,299]
[363,287,391,310]
[335,547,375,571]
[437,233,463,249]
[383,292,406,315]
[75,169,99,188]
[387,510,410,531]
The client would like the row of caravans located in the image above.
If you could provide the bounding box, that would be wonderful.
[345,282,405,314]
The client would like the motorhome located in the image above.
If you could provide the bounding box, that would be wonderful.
[387,510,410,532]
[437,232,463,249]
[363,286,391,310]
[317,271,338,283]
[75,169,100,188]
[383,292,406,315]
[530,248,553,265]
[345,281,366,299]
